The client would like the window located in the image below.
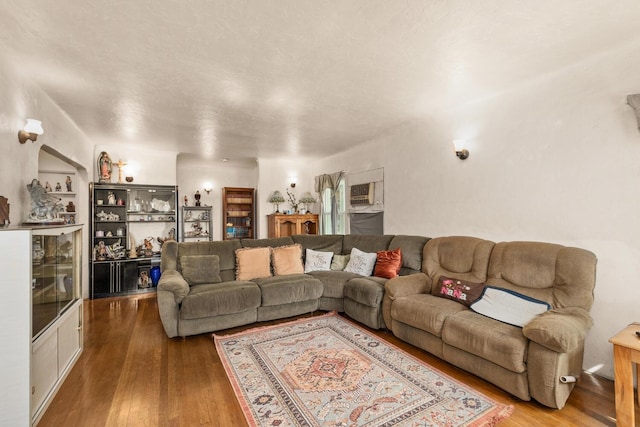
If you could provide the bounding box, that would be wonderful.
[321,188,332,235]
[335,180,346,234]
[315,171,346,235]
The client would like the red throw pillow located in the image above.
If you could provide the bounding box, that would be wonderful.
[374,248,402,279]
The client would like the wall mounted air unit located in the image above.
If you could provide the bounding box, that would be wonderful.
[350,182,374,206]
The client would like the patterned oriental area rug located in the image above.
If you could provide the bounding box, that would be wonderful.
[214,312,513,427]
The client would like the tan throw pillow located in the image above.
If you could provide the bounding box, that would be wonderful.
[179,254,221,285]
[272,244,304,276]
[330,254,350,271]
[236,247,272,281]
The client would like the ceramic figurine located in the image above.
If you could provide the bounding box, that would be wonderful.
[98,151,113,183]
[65,175,72,192]
[55,182,62,192]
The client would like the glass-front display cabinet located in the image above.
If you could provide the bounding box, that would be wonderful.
[0,224,83,426]
[32,226,81,339]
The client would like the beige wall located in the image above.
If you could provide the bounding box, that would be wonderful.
[311,38,640,380]
[0,52,94,297]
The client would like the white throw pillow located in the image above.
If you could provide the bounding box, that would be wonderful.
[344,247,377,276]
[304,248,334,273]
[470,286,551,327]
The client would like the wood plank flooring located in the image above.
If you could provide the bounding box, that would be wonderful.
[37,294,635,426]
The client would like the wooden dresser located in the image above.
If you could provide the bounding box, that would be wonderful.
[267,213,319,238]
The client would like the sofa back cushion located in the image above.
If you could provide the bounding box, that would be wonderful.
[172,240,242,282]
[342,234,394,255]
[241,237,294,248]
[423,236,495,295]
[291,234,344,255]
[487,241,596,311]
[388,235,430,273]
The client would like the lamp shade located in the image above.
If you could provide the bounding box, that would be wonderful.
[24,119,44,135]
[268,190,285,203]
[299,191,317,204]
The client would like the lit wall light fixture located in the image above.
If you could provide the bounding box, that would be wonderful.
[453,139,469,160]
[203,183,212,194]
[18,119,44,144]
[290,177,297,188]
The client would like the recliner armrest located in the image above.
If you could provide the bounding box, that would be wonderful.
[523,307,593,353]
[157,270,190,304]
[385,272,430,300]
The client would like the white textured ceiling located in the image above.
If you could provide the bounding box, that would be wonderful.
[1,1,639,161]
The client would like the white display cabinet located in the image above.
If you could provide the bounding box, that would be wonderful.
[0,224,83,426]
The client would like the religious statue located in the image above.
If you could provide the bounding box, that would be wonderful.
[98,151,113,183]
[55,182,62,192]
[65,175,72,192]
[25,179,64,223]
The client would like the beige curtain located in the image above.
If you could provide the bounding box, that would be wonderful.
[314,171,345,234]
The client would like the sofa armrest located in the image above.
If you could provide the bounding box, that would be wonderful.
[157,270,190,304]
[385,272,430,300]
[523,307,593,353]
[382,273,430,329]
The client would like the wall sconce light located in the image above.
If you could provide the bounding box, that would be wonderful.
[203,183,212,194]
[18,119,44,144]
[453,139,469,160]
[290,177,297,188]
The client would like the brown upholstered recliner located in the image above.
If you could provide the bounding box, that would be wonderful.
[383,236,596,409]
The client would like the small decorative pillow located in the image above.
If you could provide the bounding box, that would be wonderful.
[470,286,551,327]
[304,248,333,273]
[374,248,402,279]
[435,276,485,307]
[344,247,377,276]
[235,247,272,281]
[330,254,350,271]
[179,254,222,285]
[271,244,304,276]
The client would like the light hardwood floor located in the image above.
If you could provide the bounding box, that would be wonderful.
[37,294,634,426]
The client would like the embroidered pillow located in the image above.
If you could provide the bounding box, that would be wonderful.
[179,254,221,286]
[304,248,333,273]
[235,247,272,281]
[435,276,485,307]
[374,248,402,279]
[330,254,350,271]
[271,244,304,276]
[470,286,551,327]
[344,248,377,276]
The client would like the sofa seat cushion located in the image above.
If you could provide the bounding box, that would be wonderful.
[307,270,360,298]
[253,274,323,307]
[442,310,528,373]
[344,277,387,307]
[391,294,466,337]
[180,281,261,320]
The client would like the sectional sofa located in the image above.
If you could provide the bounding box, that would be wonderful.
[157,233,596,409]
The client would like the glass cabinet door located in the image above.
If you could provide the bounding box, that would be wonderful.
[32,226,80,339]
